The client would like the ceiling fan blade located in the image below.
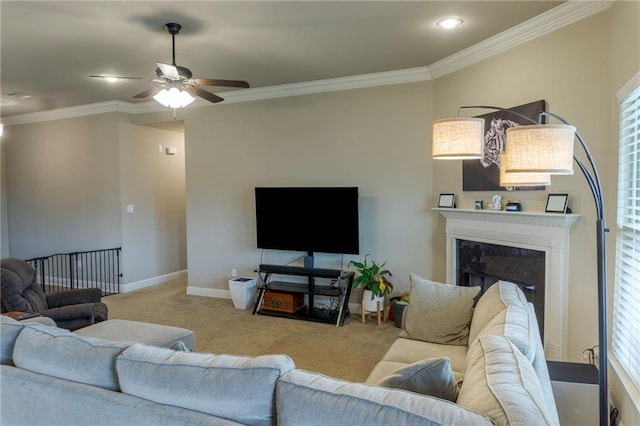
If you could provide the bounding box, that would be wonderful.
[89,75,148,80]
[195,78,250,88]
[132,87,162,99]
[185,86,224,103]
[156,62,180,80]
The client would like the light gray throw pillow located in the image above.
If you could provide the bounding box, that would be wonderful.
[400,274,481,345]
[375,357,460,401]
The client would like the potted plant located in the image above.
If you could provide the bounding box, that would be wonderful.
[348,255,394,312]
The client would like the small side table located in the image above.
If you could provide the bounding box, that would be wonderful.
[547,361,599,425]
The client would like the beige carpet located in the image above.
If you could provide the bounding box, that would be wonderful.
[103,278,400,382]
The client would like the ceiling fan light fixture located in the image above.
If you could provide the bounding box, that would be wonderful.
[153,87,195,108]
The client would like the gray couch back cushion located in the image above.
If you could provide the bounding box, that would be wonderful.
[1,316,23,365]
[13,325,130,391]
[1,365,242,426]
[457,335,557,425]
[276,369,494,426]
[116,344,295,426]
[469,280,529,344]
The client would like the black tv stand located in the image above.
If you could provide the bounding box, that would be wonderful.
[252,264,355,326]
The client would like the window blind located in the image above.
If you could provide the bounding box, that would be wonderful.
[612,83,640,394]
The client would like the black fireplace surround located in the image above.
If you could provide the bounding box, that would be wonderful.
[456,239,545,339]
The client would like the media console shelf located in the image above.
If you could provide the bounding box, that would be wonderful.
[252,264,355,326]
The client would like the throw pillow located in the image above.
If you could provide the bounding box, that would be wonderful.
[400,274,481,345]
[375,357,459,401]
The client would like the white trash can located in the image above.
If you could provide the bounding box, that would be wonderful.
[229,277,257,309]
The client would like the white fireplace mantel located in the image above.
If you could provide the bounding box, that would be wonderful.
[434,208,580,361]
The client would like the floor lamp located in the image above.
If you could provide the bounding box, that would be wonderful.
[433,107,609,426]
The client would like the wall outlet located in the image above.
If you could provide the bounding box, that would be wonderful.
[231,269,237,278]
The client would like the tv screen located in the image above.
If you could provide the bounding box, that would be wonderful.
[255,187,359,255]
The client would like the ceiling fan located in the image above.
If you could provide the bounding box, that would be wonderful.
[90,23,249,107]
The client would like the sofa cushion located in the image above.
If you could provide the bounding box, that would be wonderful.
[375,357,460,401]
[116,344,295,426]
[473,303,536,363]
[399,274,480,345]
[377,337,469,372]
[1,365,243,426]
[457,335,556,425]
[75,319,196,350]
[13,324,130,391]
[1,316,23,365]
[277,369,493,426]
[469,280,529,344]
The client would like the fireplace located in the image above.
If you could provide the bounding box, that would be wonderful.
[457,239,545,339]
[436,208,579,361]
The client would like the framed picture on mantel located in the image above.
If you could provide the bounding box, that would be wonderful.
[438,193,456,208]
[545,194,569,213]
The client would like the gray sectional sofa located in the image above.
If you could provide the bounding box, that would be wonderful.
[1,279,558,425]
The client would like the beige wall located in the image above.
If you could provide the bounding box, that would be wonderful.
[181,82,434,298]
[1,114,187,286]
[118,122,186,283]
[3,113,123,257]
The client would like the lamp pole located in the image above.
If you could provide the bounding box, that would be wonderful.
[540,111,608,426]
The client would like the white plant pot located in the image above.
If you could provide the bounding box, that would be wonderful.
[363,289,384,312]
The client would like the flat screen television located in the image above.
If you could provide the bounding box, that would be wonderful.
[255,187,359,255]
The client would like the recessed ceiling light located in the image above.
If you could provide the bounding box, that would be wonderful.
[103,77,120,83]
[436,17,463,29]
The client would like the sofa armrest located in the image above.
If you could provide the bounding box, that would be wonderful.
[46,288,102,307]
[39,304,96,330]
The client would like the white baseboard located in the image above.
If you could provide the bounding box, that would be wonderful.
[120,270,188,293]
[186,286,231,299]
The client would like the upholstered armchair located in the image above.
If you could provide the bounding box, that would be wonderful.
[1,258,108,330]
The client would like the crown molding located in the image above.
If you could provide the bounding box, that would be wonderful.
[429,0,613,79]
[2,0,612,126]
[220,66,432,104]
[1,101,143,125]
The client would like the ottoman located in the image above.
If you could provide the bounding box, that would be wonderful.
[74,319,196,350]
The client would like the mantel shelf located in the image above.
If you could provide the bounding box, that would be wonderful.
[433,208,581,228]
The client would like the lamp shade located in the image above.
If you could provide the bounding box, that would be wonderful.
[153,87,196,108]
[505,124,575,174]
[499,152,551,187]
[432,117,485,159]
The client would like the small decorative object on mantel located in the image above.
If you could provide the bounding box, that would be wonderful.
[505,200,522,212]
[488,194,502,210]
[438,193,456,208]
[475,200,484,210]
[545,193,571,213]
